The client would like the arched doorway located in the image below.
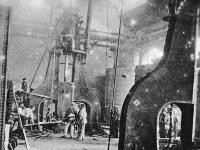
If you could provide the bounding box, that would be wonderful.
[157,102,194,150]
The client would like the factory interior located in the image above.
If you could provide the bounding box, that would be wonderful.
[0,0,200,150]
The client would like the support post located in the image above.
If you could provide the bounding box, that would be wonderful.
[64,54,69,82]
[71,54,77,102]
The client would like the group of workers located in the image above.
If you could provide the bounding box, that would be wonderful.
[18,101,87,141]
[17,78,34,125]
[45,102,87,140]
[18,100,87,141]
[19,77,121,141]
[19,77,88,140]
[63,102,87,140]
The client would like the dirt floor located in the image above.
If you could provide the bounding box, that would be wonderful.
[15,133,118,150]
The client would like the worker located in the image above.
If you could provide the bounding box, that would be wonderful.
[21,77,27,93]
[46,108,53,122]
[18,102,26,125]
[77,103,87,140]
[63,103,79,139]
[111,106,120,138]
[24,105,35,125]
[159,109,167,138]
[21,77,28,103]
[164,105,171,138]
[172,107,179,139]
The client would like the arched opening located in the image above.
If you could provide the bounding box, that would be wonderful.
[157,102,194,150]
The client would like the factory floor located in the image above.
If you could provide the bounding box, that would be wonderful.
[15,133,118,150]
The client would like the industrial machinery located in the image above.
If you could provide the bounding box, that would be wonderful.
[119,0,200,150]
[28,0,101,131]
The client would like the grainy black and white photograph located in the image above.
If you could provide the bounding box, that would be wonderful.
[0,0,199,150]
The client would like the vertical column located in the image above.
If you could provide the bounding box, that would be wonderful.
[71,54,77,102]
[64,54,69,82]
[193,2,200,140]
[0,7,10,150]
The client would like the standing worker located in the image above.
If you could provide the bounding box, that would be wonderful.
[18,102,26,125]
[21,77,27,93]
[46,108,53,122]
[111,106,120,138]
[77,103,87,141]
[63,103,79,139]
[25,105,35,125]
[21,77,28,103]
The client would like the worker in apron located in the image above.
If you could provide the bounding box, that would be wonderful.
[63,103,79,139]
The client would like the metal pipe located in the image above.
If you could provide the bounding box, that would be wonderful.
[29,48,48,89]
[51,50,56,99]
[29,93,52,99]
[64,54,69,82]
[71,53,77,102]
[84,0,93,51]
[107,0,124,149]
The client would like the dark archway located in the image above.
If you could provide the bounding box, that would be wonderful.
[157,102,194,150]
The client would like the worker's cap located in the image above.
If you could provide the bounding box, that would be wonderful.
[23,77,26,80]
[79,103,85,108]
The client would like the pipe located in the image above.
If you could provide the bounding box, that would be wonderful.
[107,0,124,149]
[84,0,93,51]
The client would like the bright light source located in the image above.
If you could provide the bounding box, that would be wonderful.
[130,19,136,26]
[146,48,163,64]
